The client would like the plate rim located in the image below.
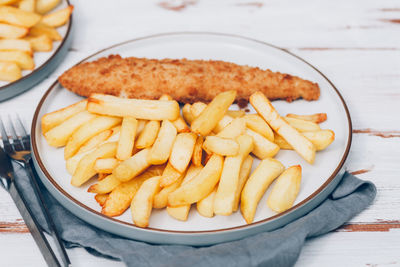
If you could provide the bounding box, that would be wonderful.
[0,0,73,94]
[31,31,352,234]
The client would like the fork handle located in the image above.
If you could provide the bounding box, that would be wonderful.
[25,159,71,267]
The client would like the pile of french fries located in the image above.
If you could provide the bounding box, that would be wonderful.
[41,91,335,227]
[0,0,73,82]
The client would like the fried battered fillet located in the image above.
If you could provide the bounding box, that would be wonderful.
[59,55,320,105]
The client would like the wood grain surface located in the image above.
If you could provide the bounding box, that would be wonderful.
[0,0,399,266]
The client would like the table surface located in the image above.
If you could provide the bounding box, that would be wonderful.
[1,0,400,266]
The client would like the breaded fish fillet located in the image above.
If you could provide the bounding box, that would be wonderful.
[59,55,320,105]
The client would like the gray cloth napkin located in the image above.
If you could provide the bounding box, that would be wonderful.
[12,163,376,267]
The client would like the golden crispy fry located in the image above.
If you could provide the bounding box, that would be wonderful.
[116,117,137,160]
[113,148,151,182]
[0,50,34,70]
[214,135,253,215]
[0,61,21,82]
[226,110,245,118]
[159,94,190,132]
[154,172,184,209]
[131,176,161,228]
[213,115,234,133]
[36,0,60,14]
[166,205,191,221]
[98,173,108,181]
[182,103,195,125]
[0,39,32,54]
[147,120,177,165]
[65,152,85,175]
[275,130,335,151]
[71,142,117,187]
[64,116,121,159]
[243,114,274,141]
[191,135,203,166]
[245,129,280,159]
[190,102,207,117]
[240,158,284,224]
[77,129,112,154]
[29,23,62,41]
[267,165,302,212]
[87,93,180,121]
[250,92,315,163]
[135,120,160,149]
[168,154,223,206]
[284,117,321,132]
[95,193,108,207]
[169,132,197,173]
[18,0,35,12]
[0,6,41,27]
[182,164,203,184]
[233,155,253,211]
[93,158,118,174]
[203,136,239,156]
[87,174,121,194]
[0,23,28,38]
[216,117,246,139]
[197,185,217,218]
[0,0,18,4]
[187,101,233,133]
[41,5,73,27]
[191,90,236,136]
[24,34,53,52]
[159,162,182,188]
[286,113,327,124]
[44,111,96,147]
[273,133,292,150]
[101,168,162,217]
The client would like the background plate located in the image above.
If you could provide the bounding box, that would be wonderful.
[32,32,351,245]
[0,0,73,102]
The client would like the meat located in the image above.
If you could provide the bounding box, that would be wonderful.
[58,55,320,105]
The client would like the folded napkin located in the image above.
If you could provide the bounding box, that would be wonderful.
[13,163,376,267]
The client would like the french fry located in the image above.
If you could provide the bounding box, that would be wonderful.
[182,103,195,125]
[77,129,112,154]
[0,50,34,70]
[203,136,239,156]
[216,117,246,139]
[41,5,73,27]
[64,116,122,159]
[135,120,160,149]
[35,0,60,14]
[116,117,137,160]
[191,90,236,136]
[213,115,234,133]
[250,92,316,163]
[94,158,118,174]
[166,205,191,221]
[245,129,280,159]
[197,186,217,218]
[65,152,85,175]
[214,135,253,215]
[0,23,28,38]
[0,61,21,81]
[95,193,108,207]
[98,173,107,181]
[154,172,184,208]
[29,23,62,41]
[71,142,117,187]
[275,130,335,151]
[284,117,321,132]
[233,155,253,211]
[169,132,197,173]
[24,34,53,52]
[102,167,163,217]
[131,176,161,228]
[243,114,274,141]
[226,110,245,118]
[0,39,32,54]
[168,154,223,206]
[147,120,177,165]
[240,158,285,224]
[286,113,327,124]
[135,119,146,138]
[182,164,203,183]
[159,162,182,188]
[44,111,97,147]
[267,165,302,213]
[87,174,121,194]
[87,93,180,121]
[0,6,41,27]
[190,102,207,117]
[18,0,35,12]
[0,0,18,4]
[191,135,203,166]
[113,148,151,182]
[159,94,190,132]
[41,100,87,133]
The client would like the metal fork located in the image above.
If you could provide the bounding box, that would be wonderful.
[0,115,71,267]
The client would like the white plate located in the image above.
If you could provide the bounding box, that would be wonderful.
[0,0,72,101]
[32,32,351,245]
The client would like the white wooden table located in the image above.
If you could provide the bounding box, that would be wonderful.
[1,0,400,266]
